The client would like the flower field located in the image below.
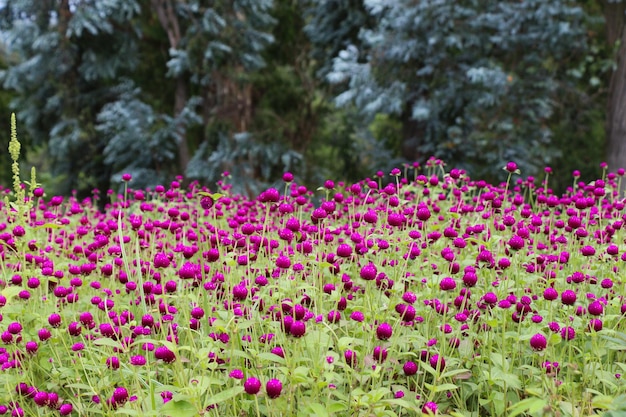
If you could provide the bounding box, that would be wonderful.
[1,150,626,416]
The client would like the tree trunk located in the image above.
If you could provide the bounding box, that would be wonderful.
[603,1,626,175]
[150,0,190,173]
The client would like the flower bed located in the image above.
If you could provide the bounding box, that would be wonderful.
[0,156,625,416]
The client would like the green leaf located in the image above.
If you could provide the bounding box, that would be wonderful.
[431,383,458,393]
[33,222,64,229]
[93,338,124,350]
[159,399,197,417]
[507,397,547,417]
[256,352,286,364]
[205,386,244,407]
[1,286,22,300]
[305,403,330,417]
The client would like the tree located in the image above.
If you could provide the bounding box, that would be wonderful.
[0,0,146,196]
[325,0,589,181]
[0,0,278,196]
[602,0,626,174]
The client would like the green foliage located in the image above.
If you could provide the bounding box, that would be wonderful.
[0,0,143,197]
[0,0,616,197]
[327,0,590,183]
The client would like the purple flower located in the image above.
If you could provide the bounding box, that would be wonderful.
[289,320,306,337]
[229,369,244,380]
[429,354,446,371]
[327,310,341,323]
[581,245,596,257]
[154,346,176,364]
[505,162,518,173]
[344,350,357,367]
[560,326,576,341]
[588,300,604,316]
[112,387,129,404]
[530,333,547,351]
[403,361,418,376]
[373,346,387,362]
[561,290,577,306]
[422,401,438,415]
[543,287,558,301]
[106,356,120,370]
[244,377,261,395]
[350,311,365,322]
[376,323,393,340]
[439,277,456,291]
[508,235,525,250]
[360,263,377,281]
[130,355,146,366]
[265,379,283,399]
[589,319,603,332]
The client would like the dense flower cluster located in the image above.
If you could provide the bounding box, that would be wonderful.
[0,159,622,415]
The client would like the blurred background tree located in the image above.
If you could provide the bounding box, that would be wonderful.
[0,0,619,198]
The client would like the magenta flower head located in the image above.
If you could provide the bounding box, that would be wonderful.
[588,300,604,316]
[121,173,132,182]
[376,323,393,340]
[543,287,558,301]
[581,245,596,257]
[530,333,547,351]
[154,346,176,363]
[508,235,525,251]
[112,387,129,404]
[589,318,603,332]
[561,290,577,306]
[229,369,244,379]
[344,350,357,367]
[282,172,294,182]
[58,403,73,416]
[439,277,456,291]
[373,346,388,362]
[505,162,518,173]
[429,354,446,371]
[360,263,377,281]
[244,377,262,395]
[403,361,418,376]
[106,356,121,370]
[289,320,306,337]
[561,326,576,341]
[422,401,438,415]
[265,379,283,399]
[200,196,214,210]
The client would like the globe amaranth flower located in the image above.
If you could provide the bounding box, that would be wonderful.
[265,379,283,399]
[439,277,456,291]
[589,318,603,332]
[429,354,446,371]
[422,401,438,415]
[350,311,365,322]
[244,377,262,395]
[561,290,577,306]
[376,323,393,340]
[154,346,176,363]
[508,235,525,250]
[530,333,547,351]
[588,300,604,316]
[403,361,418,376]
[344,350,357,367]
[289,320,306,337]
[560,326,576,341]
[373,346,387,363]
[360,263,377,281]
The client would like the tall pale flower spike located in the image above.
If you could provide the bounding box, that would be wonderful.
[8,113,21,197]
